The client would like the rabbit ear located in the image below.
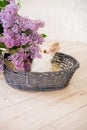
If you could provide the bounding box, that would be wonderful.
[49,42,60,54]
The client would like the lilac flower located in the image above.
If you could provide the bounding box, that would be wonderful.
[24,59,31,72]
[16,16,36,31]
[29,44,39,58]
[15,15,37,32]
[0,3,18,29]
[0,38,4,43]
[11,24,19,34]
[29,32,44,44]
[8,50,28,71]
[0,1,45,72]
[34,19,45,30]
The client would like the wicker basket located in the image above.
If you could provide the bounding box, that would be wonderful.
[3,52,79,91]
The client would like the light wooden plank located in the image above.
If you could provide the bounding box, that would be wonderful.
[0,87,87,130]
[51,105,87,130]
[0,92,13,110]
[40,125,56,130]
[71,76,87,92]
[69,51,87,83]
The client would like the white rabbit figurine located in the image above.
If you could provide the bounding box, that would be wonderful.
[31,42,60,72]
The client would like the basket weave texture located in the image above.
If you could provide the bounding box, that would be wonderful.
[3,52,79,91]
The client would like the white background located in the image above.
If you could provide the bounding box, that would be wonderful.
[19,0,87,42]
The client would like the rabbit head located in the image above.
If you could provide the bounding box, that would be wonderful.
[40,42,60,56]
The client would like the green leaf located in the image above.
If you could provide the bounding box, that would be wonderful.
[0,50,2,55]
[0,1,7,6]
[10,46,18,50]
[22,45,27,49]
[8,46,20,54]
[17,0,21,7]
[42,34,47,38]
[0,42,6,48]
[0,0,8,11]
[22,29,32,36]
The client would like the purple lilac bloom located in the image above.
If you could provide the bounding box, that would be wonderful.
[14,15,45,32]
[0,3,18,29]
[0,2,45,72]
[3,29,16,48]
[8,50,28,71]
[11,23,19,34]
[29,32,44,44]
[24,59,31,72]
[29,44,39,58]
[0,9,44,48]
[0,38,4,43]
[34,19,45,30]
[15,16,36,32]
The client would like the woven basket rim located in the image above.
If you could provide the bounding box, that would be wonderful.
[3,52,80,75]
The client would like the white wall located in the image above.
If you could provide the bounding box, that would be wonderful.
[19,0,87,42]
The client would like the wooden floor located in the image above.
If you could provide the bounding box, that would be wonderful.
[0,42,87,130]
